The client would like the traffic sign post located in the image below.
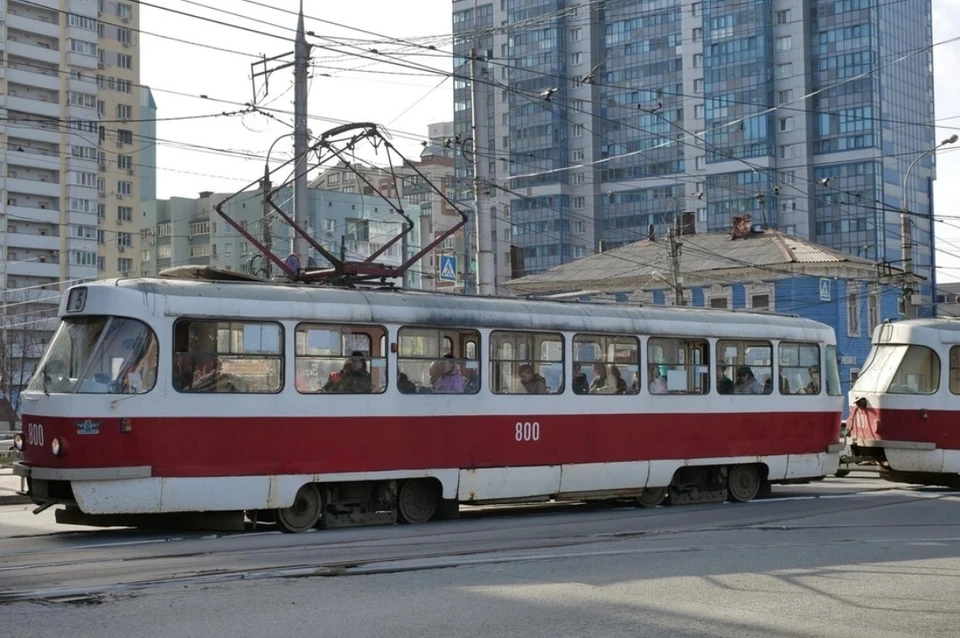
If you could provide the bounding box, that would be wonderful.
[819,278,831,302]
[438,255,458,282]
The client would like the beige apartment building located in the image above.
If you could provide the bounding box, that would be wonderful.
[0,0,146,404]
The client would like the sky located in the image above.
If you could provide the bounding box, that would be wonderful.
[141,0,960,282]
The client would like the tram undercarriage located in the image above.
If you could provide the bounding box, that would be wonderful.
[33,462,783,533]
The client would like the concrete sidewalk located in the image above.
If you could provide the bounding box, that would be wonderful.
[0,467,30,506]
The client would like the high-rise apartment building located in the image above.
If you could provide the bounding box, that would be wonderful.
[452,0,937,307]
[0,0,146,404]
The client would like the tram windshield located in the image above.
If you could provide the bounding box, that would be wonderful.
[27,316,159,394]
[851,344,940,395]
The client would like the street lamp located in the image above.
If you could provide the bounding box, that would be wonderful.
[900,134,958,318]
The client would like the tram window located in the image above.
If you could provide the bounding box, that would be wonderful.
[490,331,563,394]
[27,316,159,395]
[294,324,386,394]
[572,334,638,395]
[396,327,480,395]
[950,347,960,394]
[778,343,821,395]
[173,320,282,394]
[887,345,940,395]
[716,340,773,395]
[646,338,709,395]
[824,345,842,396]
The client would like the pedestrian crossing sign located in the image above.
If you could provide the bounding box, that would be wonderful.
[439,255,457,282]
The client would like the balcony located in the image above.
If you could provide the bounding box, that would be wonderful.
[6,96,60,119]
[3,232,62,252]
[6,14,61,39]
[6,67,61,91]
[15,0,59,10]
[66,52,98,70]
[65,103,98,120]
[6,150,60,172]
[5,41,60,66]
[67,76,97,93]
[5,261,62,279]
[6,205,60,225]
[6,177,60,198]
[4,123,61,145]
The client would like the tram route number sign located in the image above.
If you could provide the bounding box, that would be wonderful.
[438,255,457,282]
[819,278,831,302]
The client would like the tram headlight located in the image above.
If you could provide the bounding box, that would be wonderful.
[51,437,62,457]
[12,434,23,451]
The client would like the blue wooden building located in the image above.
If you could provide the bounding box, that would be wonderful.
[504,228,916,417]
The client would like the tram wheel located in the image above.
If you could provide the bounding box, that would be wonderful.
[275,484,322,533]
[397,479,439,524]
[727,464,761,503]
[636,487,667,508]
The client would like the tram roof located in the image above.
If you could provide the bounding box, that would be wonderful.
[79,277,836,339]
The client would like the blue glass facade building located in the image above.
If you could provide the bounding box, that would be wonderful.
[452,0,937,304]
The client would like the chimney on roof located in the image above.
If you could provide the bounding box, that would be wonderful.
[731,214,752,240]
[598,239,607,253]
[648,224,655,241]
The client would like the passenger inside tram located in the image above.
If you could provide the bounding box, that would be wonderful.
[518,364,548,394]
[805,365,821,394]
[432,354,465,393]
[734,366,764,394]
[571,363,589,394]
[649,369,668,394]
[717,365,735,394]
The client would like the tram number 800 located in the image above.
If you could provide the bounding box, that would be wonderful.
[27,422,44,446]
[515,421,540,442]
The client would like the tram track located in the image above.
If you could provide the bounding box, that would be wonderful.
[1,483,954,605]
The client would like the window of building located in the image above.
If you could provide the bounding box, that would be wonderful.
[775,36,792,51]
[490,331,563,394]
[717,340,773,395]
[692,27,702,42]
[777,89,793,105]
[396,327,479,394]
[570,28,582,42]
[573,221,585,234]
[692,2,702,16]
[573,334,639,395]
[174,320,283,394]
[69,39,97,56]
[117,257,133,272]
[778,117,794,133]
[97,178,105,195]
[158,245,172,259]
[573,196,585,209]
[572,148,584,161]
[118,53,133,69]
[116,104,132,120]
[776,10,790,24]
[141,249,151,262]
[693,53,703,68]
[647,337,709,395]
[293,324,385,394]
[158,223,172,237]
[779,343,820,395]
[572,123,583,137]
[695,156,706,170]
[867,289,880,334]
[570,52,583,66]
[118,27,133,45]
[709,297,728,308]
[118,155,133,170]
[117,232,132,247]
[751,294,770,310]
[118,181,132,196]
[190,221,210,236]
[694,104,705,119]
[847,288,861,337]
[776,63,792,79]
[779,145,794,159]
[117,129,133,144]
[116,2,133,20]
[573,246,586,258]
[693,78,704,94]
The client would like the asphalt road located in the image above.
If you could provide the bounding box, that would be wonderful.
[2,474,959,638]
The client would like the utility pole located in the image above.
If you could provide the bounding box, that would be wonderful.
[900,213,915,319]
[292,0,311,265]
[470,48,496,296]
[261,169,272,279]
[669,219,685,306]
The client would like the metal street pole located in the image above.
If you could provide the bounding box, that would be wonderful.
[292,1,311,265]
[901,134,957,318]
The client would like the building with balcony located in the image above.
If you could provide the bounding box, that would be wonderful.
[0,0,147,409]
[141,188,428,288]
[452,0,938,311]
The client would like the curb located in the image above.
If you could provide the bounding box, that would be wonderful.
[0,494,31,506]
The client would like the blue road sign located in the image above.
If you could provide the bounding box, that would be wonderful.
[438,254,458,282]
[285,253,302,276]
[819,278,831,302]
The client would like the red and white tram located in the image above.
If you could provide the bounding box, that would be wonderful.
[847,319,960,488]
[13,275,844,532]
